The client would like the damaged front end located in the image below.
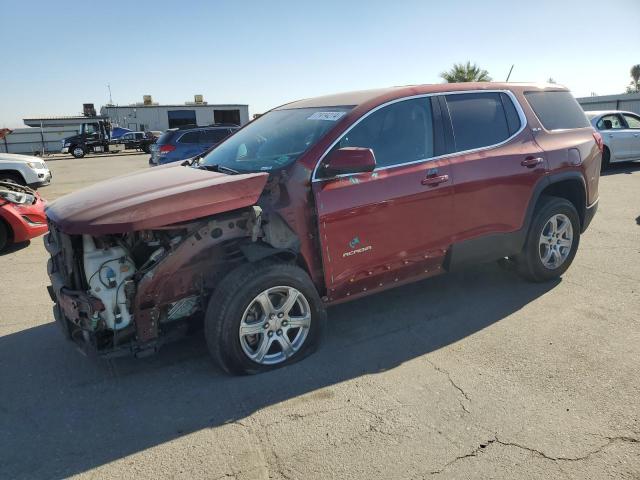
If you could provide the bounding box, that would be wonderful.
[45,205,296,357]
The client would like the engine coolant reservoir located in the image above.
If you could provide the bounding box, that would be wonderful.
[83,235,135,330]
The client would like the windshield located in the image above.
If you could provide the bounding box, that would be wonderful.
[200,107,352,172]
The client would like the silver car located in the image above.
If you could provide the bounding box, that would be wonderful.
[585,110,640,169]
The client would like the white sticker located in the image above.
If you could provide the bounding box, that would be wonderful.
[307,111,346,121]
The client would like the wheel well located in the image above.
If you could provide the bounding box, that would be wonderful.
[538,179,586,227]
[0,216,13,241]
[0,170,25,182]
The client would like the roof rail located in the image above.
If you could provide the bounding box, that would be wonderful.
[207,123,240,127]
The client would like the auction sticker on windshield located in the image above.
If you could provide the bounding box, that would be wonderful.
[307,111,346,121]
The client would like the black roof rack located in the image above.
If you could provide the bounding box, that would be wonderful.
[207,123,240,127]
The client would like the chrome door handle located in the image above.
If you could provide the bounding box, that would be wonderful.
[421,174,449,187]
[521,156,543,168]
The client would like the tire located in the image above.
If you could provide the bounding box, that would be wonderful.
[0,173,26,186]
[204,260,326,375]
[601,147,610,171]
[71,145,85,158]
[142,144,151,154]
[513,196,581,282]
[0,220,9,252]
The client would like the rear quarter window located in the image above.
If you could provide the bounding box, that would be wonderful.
[156,130,178,145]
[524,91,590,131]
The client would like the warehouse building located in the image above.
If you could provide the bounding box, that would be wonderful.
[576,92,640,114]
[100,95,250,132]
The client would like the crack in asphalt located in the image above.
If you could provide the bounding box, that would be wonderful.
[424,358,471,414]
[428,434,640,476]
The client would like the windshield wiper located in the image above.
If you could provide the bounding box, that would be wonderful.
[197,164,240,175]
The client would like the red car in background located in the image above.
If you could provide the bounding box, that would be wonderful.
[0,181,48,252]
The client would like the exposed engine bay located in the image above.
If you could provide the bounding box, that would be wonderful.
[46,206,300,357]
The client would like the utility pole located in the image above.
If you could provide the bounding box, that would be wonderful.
[506,65,514,82]
[107,84,113,105]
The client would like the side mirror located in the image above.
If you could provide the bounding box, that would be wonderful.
[323,147,376,177]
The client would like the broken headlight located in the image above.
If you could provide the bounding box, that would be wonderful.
[0,189,35,205]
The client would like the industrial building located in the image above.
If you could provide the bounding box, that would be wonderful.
[576,92,640,114]
[100,95,249,132]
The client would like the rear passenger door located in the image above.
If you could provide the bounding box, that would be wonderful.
[597,113,634,161]
[440,92,545,266]
[201,129,231,151]
[621,113,640,160]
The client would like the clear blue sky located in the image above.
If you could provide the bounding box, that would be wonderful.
[1,0,639,128]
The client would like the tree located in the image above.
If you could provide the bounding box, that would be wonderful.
[627,64,640,93]
[440,61,492,83]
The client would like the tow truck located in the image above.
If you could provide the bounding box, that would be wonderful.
[61,118,120,158]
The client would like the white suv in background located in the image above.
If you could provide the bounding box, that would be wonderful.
[0,153,52,187]
[586,111,640,169]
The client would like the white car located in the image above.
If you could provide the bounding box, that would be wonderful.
[586,110,640,169]
[0,153,52,187]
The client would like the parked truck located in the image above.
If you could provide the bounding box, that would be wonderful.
[61,119,119,158]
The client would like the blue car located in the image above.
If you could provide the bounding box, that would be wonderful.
[149,124,238,165]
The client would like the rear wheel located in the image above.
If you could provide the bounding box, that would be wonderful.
[205,261,326,375]
[71,145,85,158]
[513,196,580,282]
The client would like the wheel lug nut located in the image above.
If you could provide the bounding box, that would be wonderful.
[269,314,276,320]
[282,320,288,327]
[277,329,283,336]
[277,312,284,318]
[268,331,274,337]
[264,322,270,329]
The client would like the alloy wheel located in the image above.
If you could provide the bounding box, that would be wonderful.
[238,286,311,365]
[539,213,573,269]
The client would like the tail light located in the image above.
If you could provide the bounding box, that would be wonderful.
[592,130,604,153]
[158,144,176,155]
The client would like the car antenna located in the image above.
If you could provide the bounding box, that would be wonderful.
[505,64,514,82]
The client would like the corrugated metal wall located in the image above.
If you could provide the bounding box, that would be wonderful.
[577,93,640,114]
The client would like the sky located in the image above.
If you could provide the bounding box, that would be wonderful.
[1,0,639,128]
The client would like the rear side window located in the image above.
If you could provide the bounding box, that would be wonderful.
[524,91,590,130]
[201,129,230,143]
[597,114,625,130]
[445,92,513,151]
[178,131,202,144]
[623,113,640,129]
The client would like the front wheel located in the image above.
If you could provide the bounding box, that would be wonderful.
[71,145,85,158]
[0,220,9,252]
[514,196,581,282]
[205,261,326,375]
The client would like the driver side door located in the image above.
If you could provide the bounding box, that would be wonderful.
[312,96,454,303]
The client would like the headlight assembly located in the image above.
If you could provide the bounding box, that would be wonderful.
[0,189,35,205]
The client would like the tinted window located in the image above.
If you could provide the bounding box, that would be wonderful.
[524,91,590,130]
[597,114,625,130]
[201,129,230,143]
[135,133,144,140]
[623,113,640,129]
[500,93,521,135]
[336,98,434,168]
[445,93,511,151]
[178,131,202,144]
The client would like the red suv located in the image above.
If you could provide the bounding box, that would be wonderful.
[45,83,601,374]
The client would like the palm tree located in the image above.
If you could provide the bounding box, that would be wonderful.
[629,64,640,93]
[440,61,492,83]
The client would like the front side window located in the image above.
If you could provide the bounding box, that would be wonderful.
[597,114,625,130]
[622,114,640,129]
[445,92,512,151]
[333,98,434,169]
[201,107,352,172]
[524,91,590,130]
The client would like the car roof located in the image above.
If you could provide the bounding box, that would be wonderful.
[584,110,637,117]
[276,82,567,110]
[0,152,42,163]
